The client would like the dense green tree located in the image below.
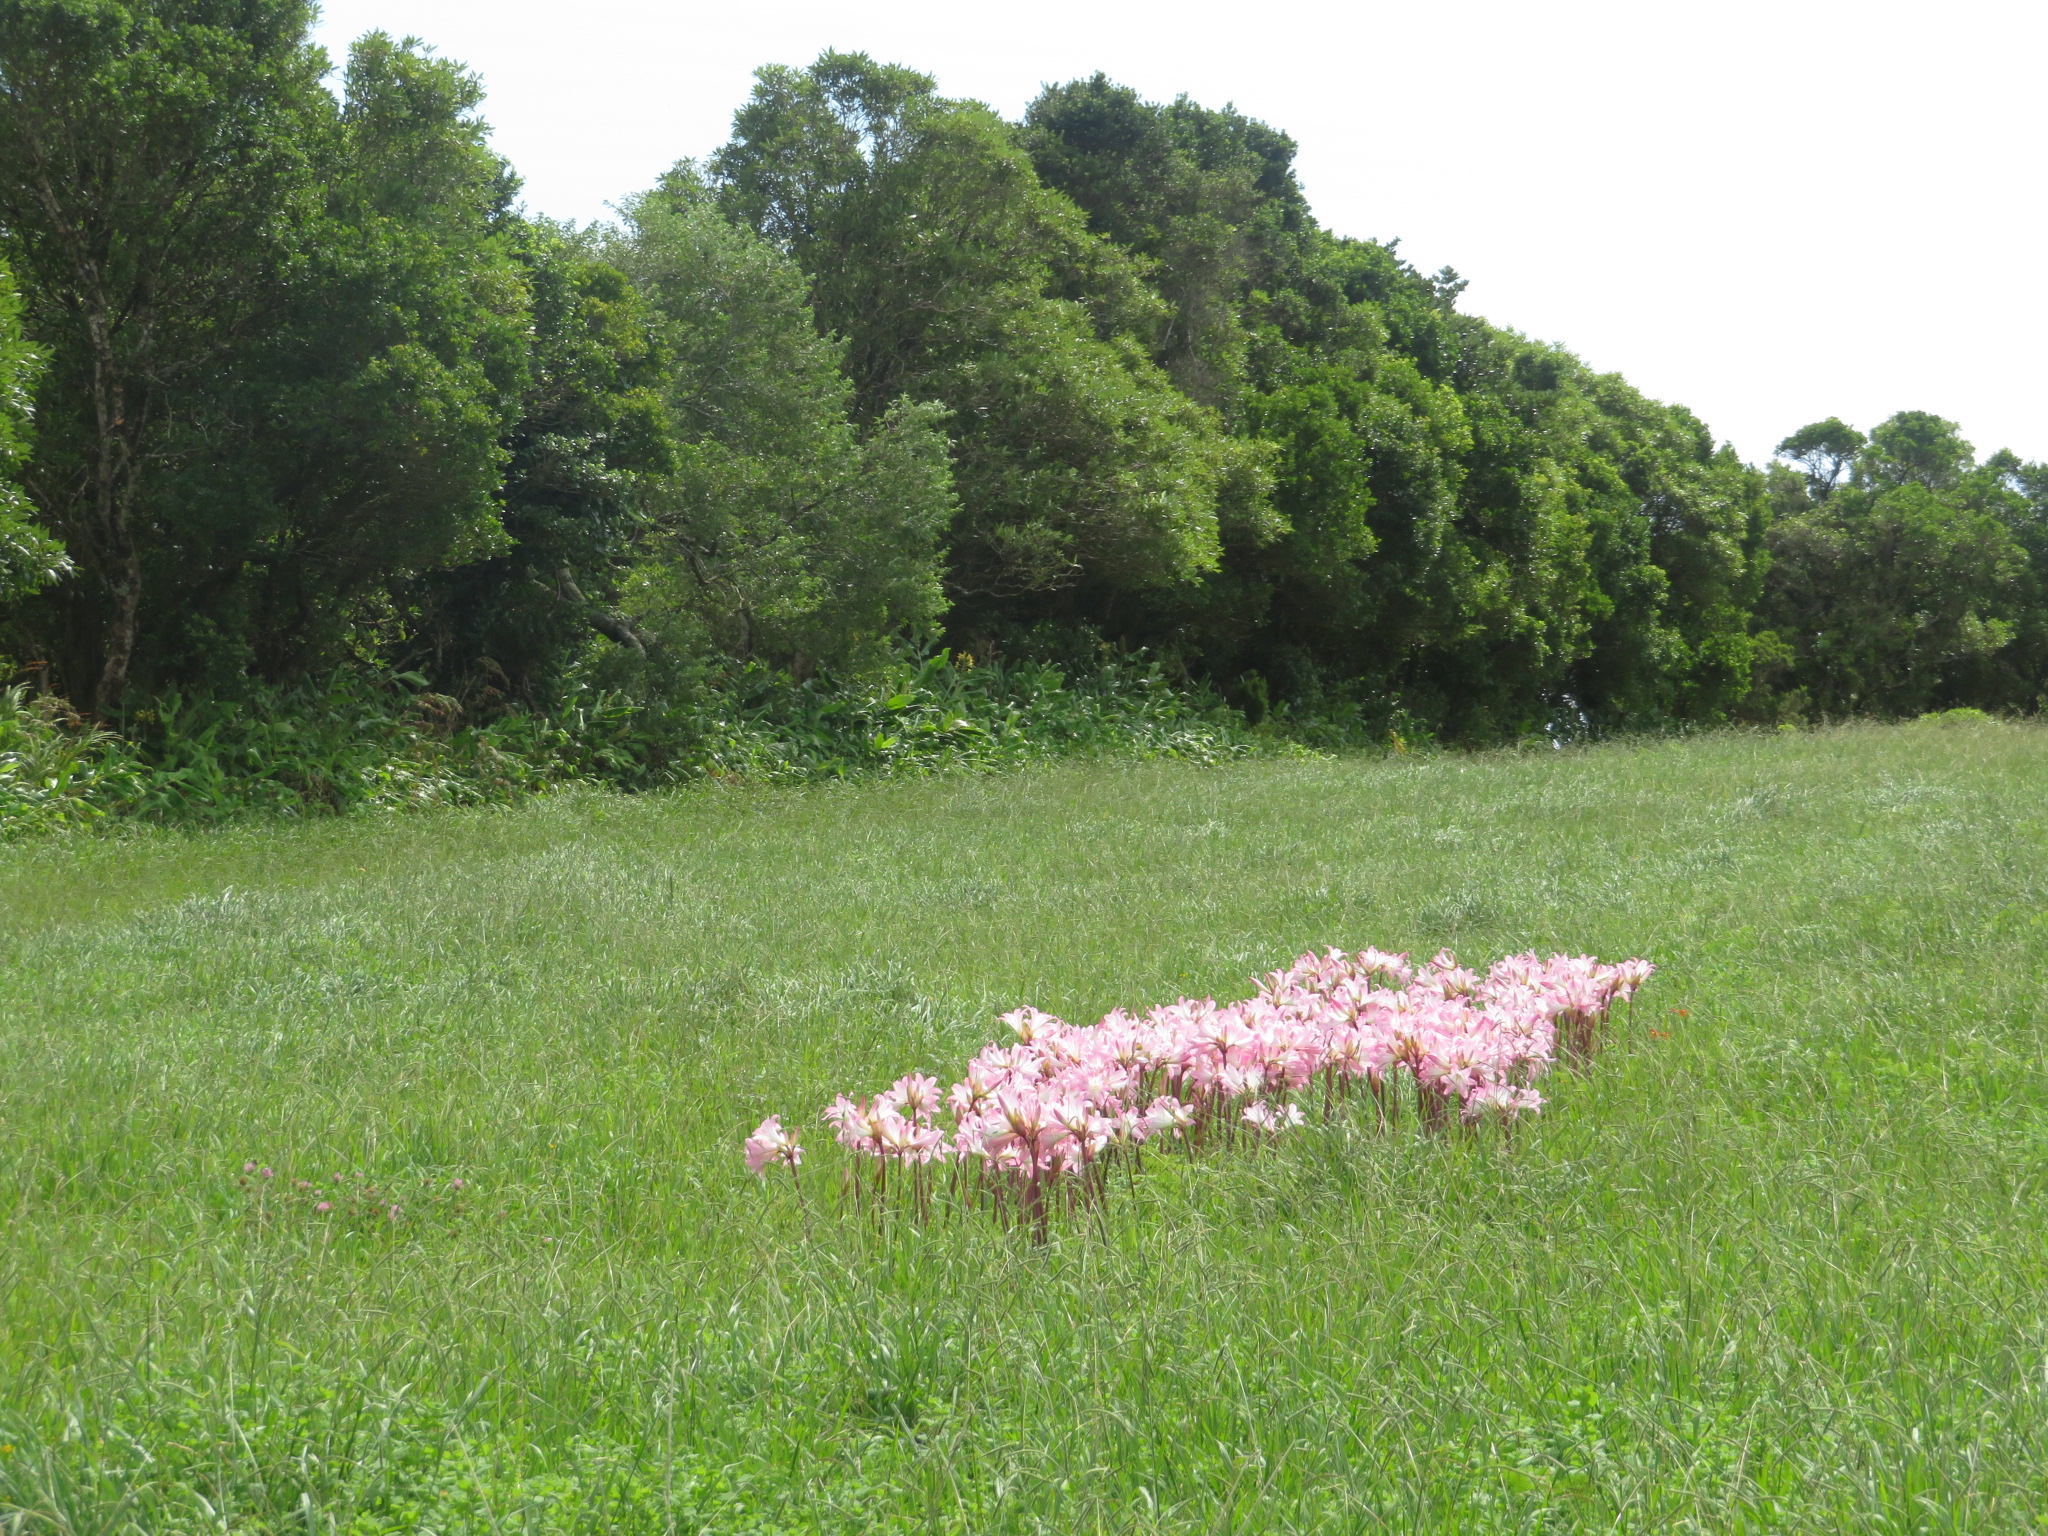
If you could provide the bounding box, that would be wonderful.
[1021,74,1308,412]
[1763,413,2028,715]
[709,53,1264,628]
[1207,323,1772,737]
[1,18,534,698]
[158,32,527,686]
[404,218,671,697]
[1857,409,1975,493]
[1021,76,1774,738]
[606,170,952,672]
[1776,417,1865,500]
[1223,347,1475,702]
[0,0,329,706]
[4,28,2031,746]
[1988,456,2048,709]
[0,253,65,603]
[1567,374,1773,724]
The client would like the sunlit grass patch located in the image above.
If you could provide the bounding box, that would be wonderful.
[2,720,2045,1532]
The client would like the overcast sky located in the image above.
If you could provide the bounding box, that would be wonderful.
[311,0,2045,469]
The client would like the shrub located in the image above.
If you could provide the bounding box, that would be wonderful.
[0,685,138,833]
[0,650,1295,837]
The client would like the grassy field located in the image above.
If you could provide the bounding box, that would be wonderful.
[2,721,2045,1534]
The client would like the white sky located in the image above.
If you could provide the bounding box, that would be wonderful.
[313,0,2047,469]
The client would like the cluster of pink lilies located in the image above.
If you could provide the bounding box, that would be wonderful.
[745,946,1652,1233]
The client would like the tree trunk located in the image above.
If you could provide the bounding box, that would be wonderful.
[86,318,142,716]
[94,508,141,714]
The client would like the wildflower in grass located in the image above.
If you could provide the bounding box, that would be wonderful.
[949,1060,1000,1118]
[888,1073,941,1120]
[983,1089,1058,1166]
[824,1094,888,1156]
[235,1162,478,1232]
[1614,958,1654,998]
[753,942,1652,1235]
[875,1109,943,1163]
[1003,1006,1061,1044]
[1357,948,1413,986]
[1462,1084,1543,1126]
[1145,1095,1194,1139]
[744,1115,803,1176]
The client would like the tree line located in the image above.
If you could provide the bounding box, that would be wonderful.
[1,1,2042,742]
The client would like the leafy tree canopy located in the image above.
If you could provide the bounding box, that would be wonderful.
[0,254,65,602]
[0,0,331,707]
[605,170,952,674]
[1,33,2044,742]
[1776,417,1866,498]
[1763,411,2031,715]
[710,53,1262,626]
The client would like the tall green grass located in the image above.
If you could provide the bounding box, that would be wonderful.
[2,720,2044,1532]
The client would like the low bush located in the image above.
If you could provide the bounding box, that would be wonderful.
[0,649,1298,837]
[0,685,139,833]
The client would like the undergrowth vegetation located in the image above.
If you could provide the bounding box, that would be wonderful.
[0,651,1276,835]
[2,721,2044,1531]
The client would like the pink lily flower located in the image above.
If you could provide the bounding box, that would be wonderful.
[744,1115,803,1176]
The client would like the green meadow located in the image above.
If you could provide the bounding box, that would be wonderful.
[2,721,2045,1533]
